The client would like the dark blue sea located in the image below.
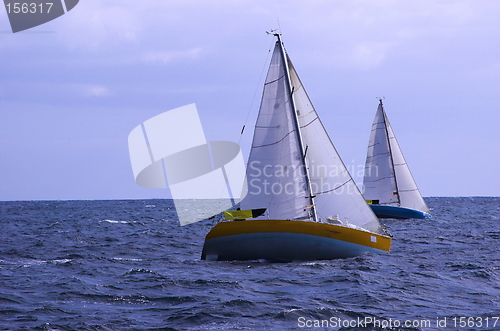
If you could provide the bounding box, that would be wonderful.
[1,197,499,331]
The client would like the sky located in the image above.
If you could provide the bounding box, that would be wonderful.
[0,0,499,201]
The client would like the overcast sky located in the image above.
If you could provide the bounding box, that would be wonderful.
[0,0,498,201]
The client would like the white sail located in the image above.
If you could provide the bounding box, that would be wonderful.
[288,58,383,234]
[385,113,429,213]
[363,102,399,205]
[242,36,384,234]
[363,100,429,213]
[201,35,392,262]
[240,41,310,221]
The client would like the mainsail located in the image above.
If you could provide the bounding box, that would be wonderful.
[241,35,384,235]
[363,100,429,213]
[240,39,310,221]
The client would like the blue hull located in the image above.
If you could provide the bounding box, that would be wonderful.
[369,205,431,219]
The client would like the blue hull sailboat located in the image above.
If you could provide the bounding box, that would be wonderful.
[201,34,392,261]
[363,99,431,219]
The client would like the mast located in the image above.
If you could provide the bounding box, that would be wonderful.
[380,98,401,205]
[274,33,318,222]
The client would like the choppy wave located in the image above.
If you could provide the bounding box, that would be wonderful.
[0,197,499,330]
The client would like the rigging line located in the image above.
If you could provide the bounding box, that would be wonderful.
[237,37,276,143]
[277,18,282,35]
[216,37,276,206]
[207,142,237,209]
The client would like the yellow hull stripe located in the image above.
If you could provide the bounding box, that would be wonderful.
[206,220,391,252]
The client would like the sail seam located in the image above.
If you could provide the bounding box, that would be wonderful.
[299,117,318,129]
[315,179,351,195]
[365,175,395,182]
[255,125,280,129]
[370,125,386,132]
[252,129,296,148]
[366,151,390,158]
[264,74,285,86]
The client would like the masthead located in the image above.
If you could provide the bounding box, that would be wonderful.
[266,29,281,40]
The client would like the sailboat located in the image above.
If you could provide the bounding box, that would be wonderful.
[201,33,392,261]
[363,99,431,219]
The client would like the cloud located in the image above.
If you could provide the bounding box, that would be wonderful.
[141,48,203,65]
[344,42,395,70]
[56,1,141,51]
[82,85,111,97]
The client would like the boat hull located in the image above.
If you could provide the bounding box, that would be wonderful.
[201,220,391,261]
[369,205,431,219]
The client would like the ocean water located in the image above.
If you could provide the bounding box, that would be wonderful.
[0,197,499,331]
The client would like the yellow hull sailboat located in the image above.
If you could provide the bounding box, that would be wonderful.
[202,33,391,261]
